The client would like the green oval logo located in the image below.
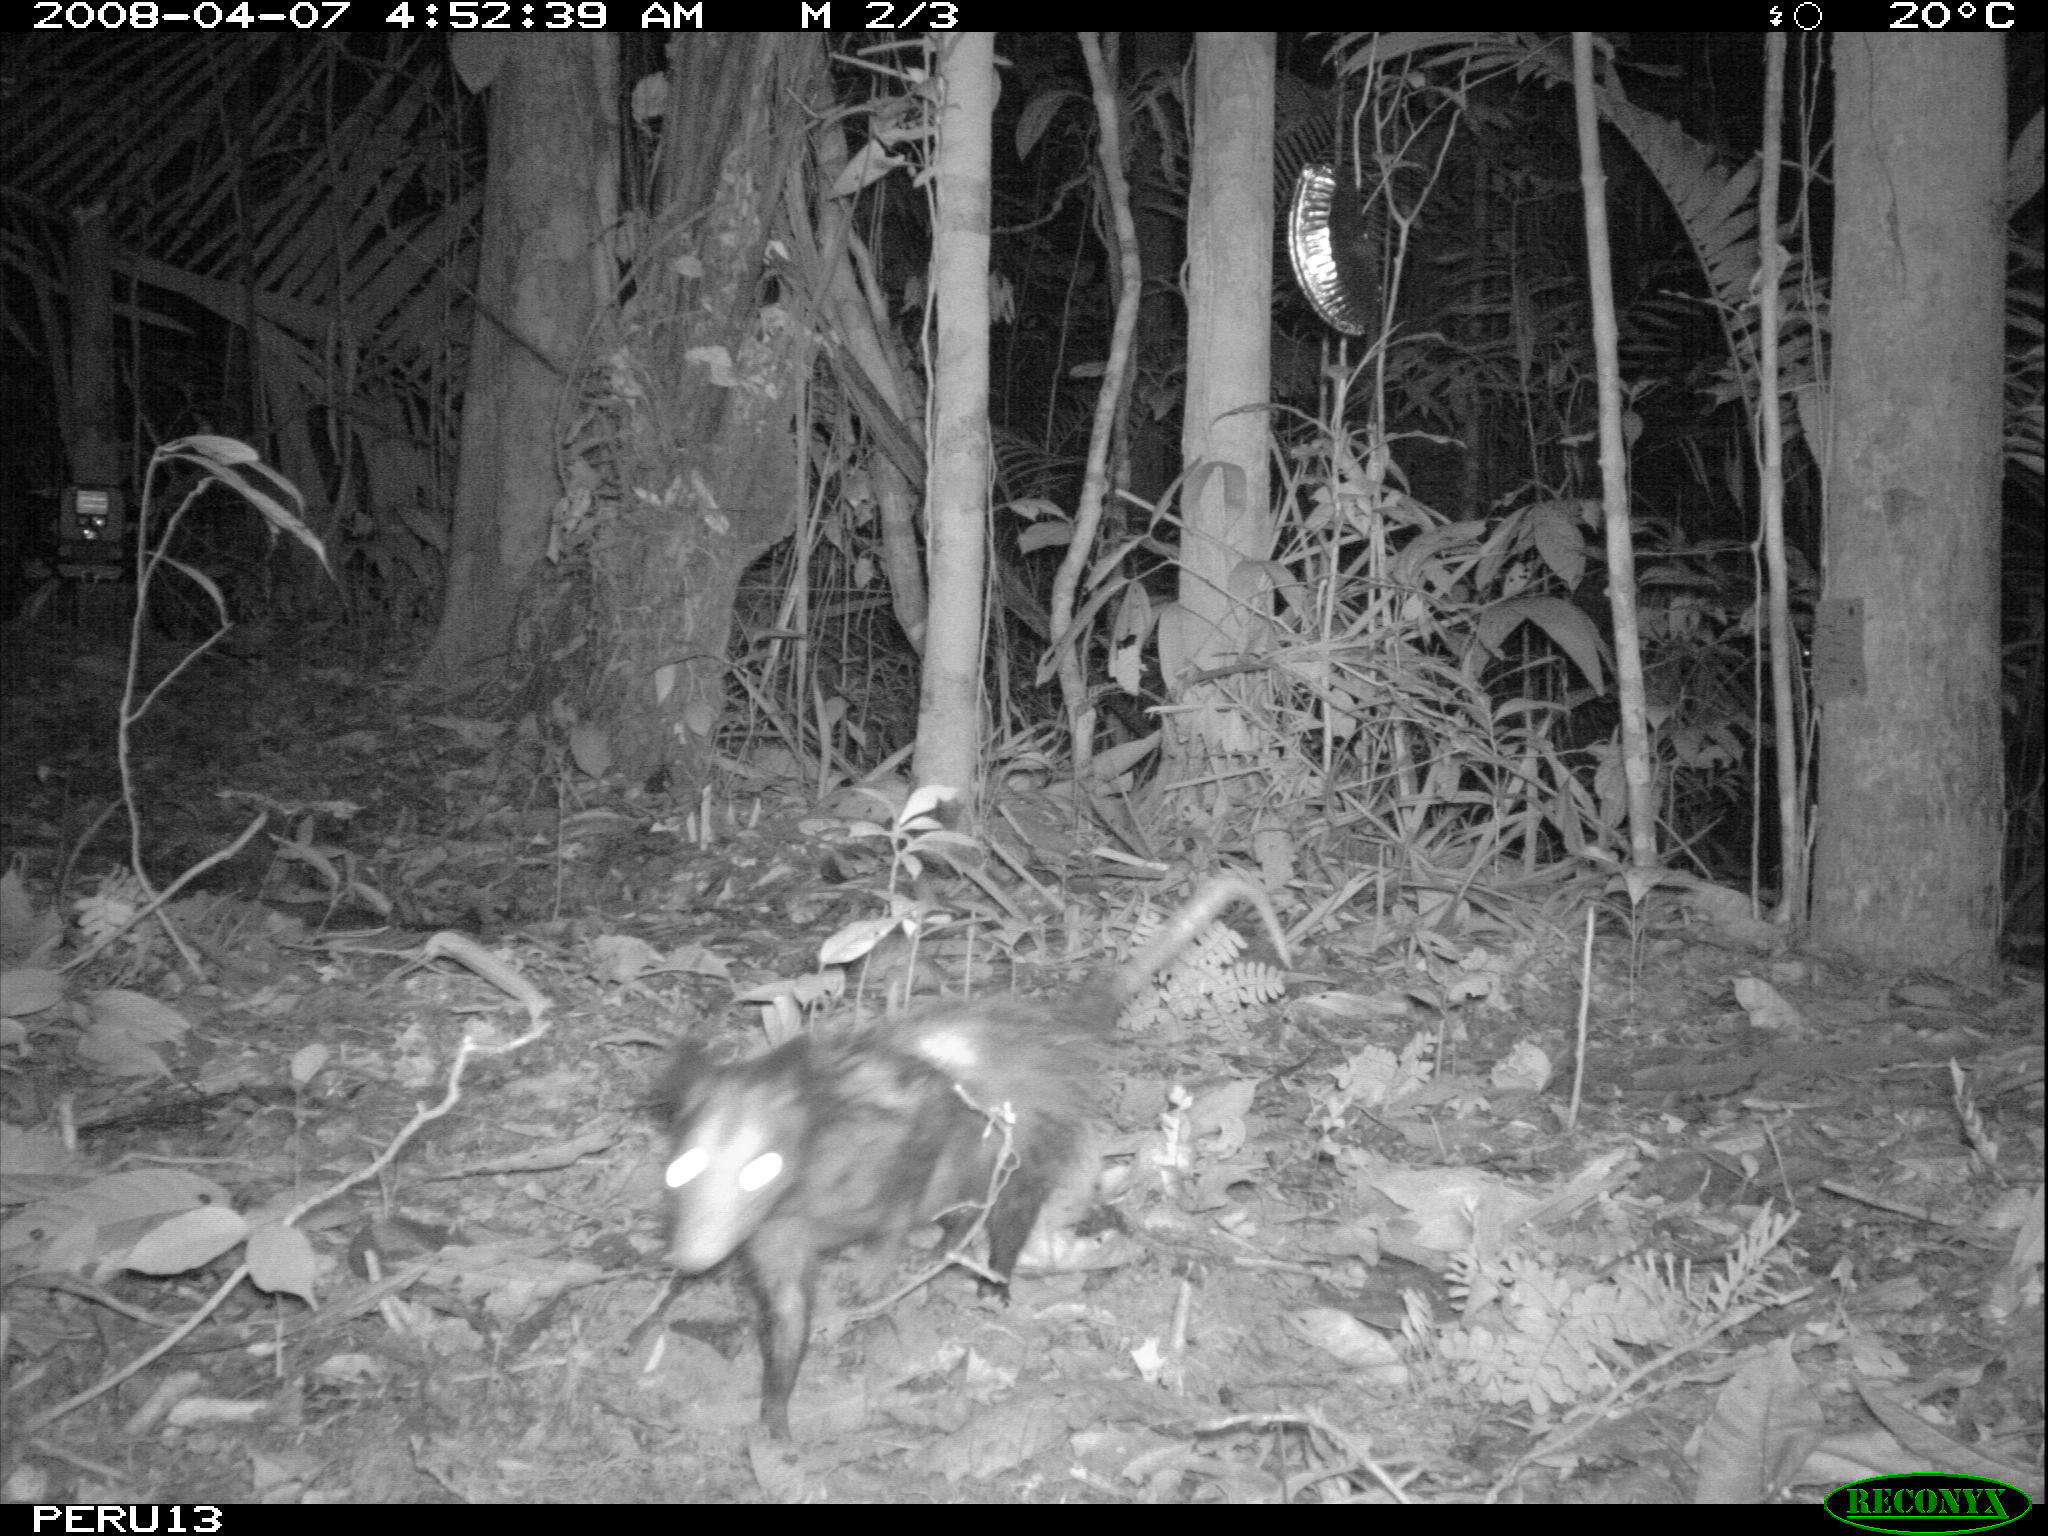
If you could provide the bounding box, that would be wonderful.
[1824,1474,2033,1534]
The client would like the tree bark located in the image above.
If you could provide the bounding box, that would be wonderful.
[1810,34,2005,977]
[1161,33,1276,819]
[419,36,610,695]
[913,33,998,801]
[594,34,820,796]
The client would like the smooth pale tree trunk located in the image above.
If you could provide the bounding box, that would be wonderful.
[1160,34,1276,824]
[913,33,997,801]
[1810,34,2005,977]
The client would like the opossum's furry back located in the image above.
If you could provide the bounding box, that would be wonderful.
[659,994,1101,1277]
[657,874,1285,1436]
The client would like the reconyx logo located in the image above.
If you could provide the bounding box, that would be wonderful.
[1824,1474,2032,1534]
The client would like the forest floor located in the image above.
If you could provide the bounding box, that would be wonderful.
[1,615,2041,1505]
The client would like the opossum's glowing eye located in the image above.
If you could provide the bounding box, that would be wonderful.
[665,1146,709,1189]
[738,1152,785,1193]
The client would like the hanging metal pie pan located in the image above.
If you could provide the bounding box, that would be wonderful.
[1287,161,1376,337]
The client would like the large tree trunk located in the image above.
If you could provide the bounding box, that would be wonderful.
[419,36,611,694]
[913,33,997,799]
[1810,34,2005,976]
[1160,34,1276,824]
[594,35,820,794]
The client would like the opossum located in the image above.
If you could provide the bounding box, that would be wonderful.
[658,875,1286,1437]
